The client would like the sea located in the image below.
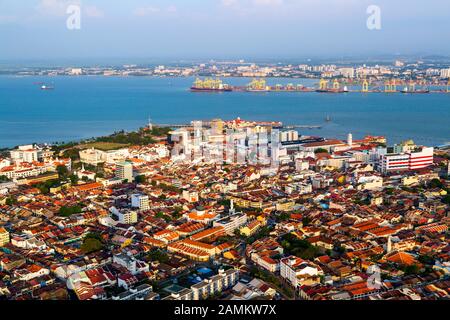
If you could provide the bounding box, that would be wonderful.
[0,75,449,148]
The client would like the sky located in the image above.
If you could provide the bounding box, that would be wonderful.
[1,0,450,62]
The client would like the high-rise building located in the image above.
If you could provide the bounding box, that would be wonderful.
[338,67,355,78]
[280,130,299,142]
[440,68,450,79]
[10,145,40,163]
[210,118,224,135]
[347,133,353,147]
[110,207,138,224]
[131,194,150,211]
[116,161,133,182]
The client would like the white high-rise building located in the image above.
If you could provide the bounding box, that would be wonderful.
[440,68,450,79]
[347,133,353,147]
[110,207,138,224]
[10,145,40,163]
[338,67,355,78]
[131,194,150,211]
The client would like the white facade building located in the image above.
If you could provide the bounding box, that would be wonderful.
[116,161,133,182]
[131,194,150,211]
[213,212,248,235]
[10,145,40,163]
[379,147,434,174]
[110,207,138,224]
[280,256,323,288]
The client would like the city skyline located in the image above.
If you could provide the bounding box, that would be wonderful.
[1,0,450,60]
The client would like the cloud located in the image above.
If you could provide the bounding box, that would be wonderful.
[0,15,17,24]
[252,0,283,6]
[133,5,177,17]
[85,6,104,18]
[133,6,161,16]
[220,0,284,12]
[167,5,177,13]
[36,0,80,16]
[221,0,239,6]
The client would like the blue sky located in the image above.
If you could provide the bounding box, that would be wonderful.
[1,0,450,60]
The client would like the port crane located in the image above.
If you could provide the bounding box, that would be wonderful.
[384,79,397,93]
[361,79,369,92]
[332,79,340,90]
[319,79,329,90]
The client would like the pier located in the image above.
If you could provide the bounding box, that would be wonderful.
[155,123,322,130]
[283,125,322,129]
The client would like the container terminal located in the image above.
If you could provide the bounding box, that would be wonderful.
[190,77,450,94]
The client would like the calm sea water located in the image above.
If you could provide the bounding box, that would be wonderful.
[0,75,449,148]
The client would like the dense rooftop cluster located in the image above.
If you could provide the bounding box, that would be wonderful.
[0,121,449,301]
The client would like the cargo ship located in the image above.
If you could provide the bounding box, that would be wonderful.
[400,86,430,94]
[246,79,270,92]
[316,79,348,93]
[190,78,232,92]
[316,86,349,93]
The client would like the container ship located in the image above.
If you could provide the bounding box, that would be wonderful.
[316,86,349,93]
[190,78,232,92]
[316,79,348,93]
[400,86,430,94]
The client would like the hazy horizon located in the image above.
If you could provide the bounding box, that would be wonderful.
[1,0,450,61]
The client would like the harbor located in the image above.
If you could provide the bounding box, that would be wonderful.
[1,75,449,148]
[190,77,450,94]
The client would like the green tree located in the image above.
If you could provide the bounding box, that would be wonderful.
[314,148,328,154]
[5,197,17,206]
[404,264,420,275]
[81,238,103,254]
[302,217,312,227]
[275,212,291,222]
[135,175,147,184]
[281,233,321,260]
[57,165,69,178]
[442,194,450,205]
[80,233,104,254]
[59,205,83,217]
[148,249,169,263]
[62,148,80,161]
[428,179,444,189]
[418,255,435,265]
[69,174,79,185]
